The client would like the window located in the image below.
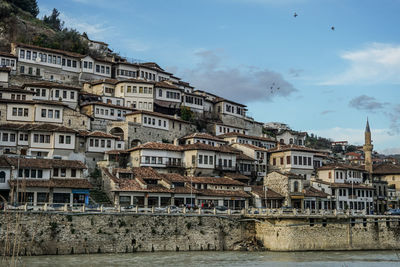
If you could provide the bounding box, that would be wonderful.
[72,60,77,68]
[61,168,66,177]
[42,89,46,97]
[273,158,276,165]
[101,140,105,147]
[70,92,75,99]
[66,136,71,144]
[89,139,94,147]
[204,155,208,164]
[48,109,53,118]
[107,140,111,148]
[20,65,24,73]
[23,108,28,117]
[55,110,60,119]
[20,49,25,59]
[26,51,31,60]
[199,155,203,164]
[41,109,46,117]
[71,169,76,177]
[293,181,299,192]
[54,168,59,176]
[67,59,71,67]
[55,90,60,98]
[286,156,291,165]
[96,65,100,72]
[0,171,5,183]
[280,157,284,165]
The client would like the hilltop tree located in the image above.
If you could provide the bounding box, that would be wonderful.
[43,8,64,31]
[6,0,39,17]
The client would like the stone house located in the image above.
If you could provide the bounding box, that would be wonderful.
[80,101,134,123]
[265,170,305,209]
[114,79,155,111]
[267,144,320,180]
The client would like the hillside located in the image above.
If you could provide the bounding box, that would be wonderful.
[0,0,88,54]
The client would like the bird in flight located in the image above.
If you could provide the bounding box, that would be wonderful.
[331,26,335,31]
[294,12,298,18]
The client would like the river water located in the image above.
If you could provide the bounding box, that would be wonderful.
[7,251,400,266]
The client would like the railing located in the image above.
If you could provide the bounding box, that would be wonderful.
[1,204,391,217]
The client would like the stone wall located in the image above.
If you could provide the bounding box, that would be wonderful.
[255,216,400,251]
[0,212,251,256]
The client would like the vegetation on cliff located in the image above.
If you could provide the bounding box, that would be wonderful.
[0,0,89,54]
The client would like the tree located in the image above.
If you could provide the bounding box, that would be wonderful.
[346,145,357,153]
[43,8,64,31]
[180,106,194,122]
[332,145,344,154]
[8,0,39,17]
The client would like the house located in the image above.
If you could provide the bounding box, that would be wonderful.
[126,142,184,173]
[78,130,122,171]
[23,81,81,109]
[179,133,227,147]
[11,43,111,83]
[112,110,195,148]
[0,98,90,131]
[191,176,250,209]
[0,86,35,101]
[276,129,307,146]
[0,156,12,201]
[1,156,90,205]
[267,144,321,179]
[235,152,256,181]
[80,102,134,122]
[101,167,197,207]
[213,97,247,119]
[212,122,248,136]
[231,143,268,182]
[373,163,400,192]
[114,79,155,111]
[265,171,305,209]
[154,81,183,115]
[0,51,17,72]
[0,123,81,159]
[219,132,276,149]
[182,143,237,176]
[249,185,284,208]
[181,91,205,114]
[314,163,374,212]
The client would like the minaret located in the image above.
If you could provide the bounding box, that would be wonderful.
[363,118,373,175]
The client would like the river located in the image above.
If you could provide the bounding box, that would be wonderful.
[4,251,399,266]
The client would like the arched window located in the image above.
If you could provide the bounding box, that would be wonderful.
[298,139,303,146]
[289,138,294,144]
[0,171,6,183]
[279,139,285,144]
[293,181,299,192]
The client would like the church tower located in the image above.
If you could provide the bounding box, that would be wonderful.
[363,118,373,175]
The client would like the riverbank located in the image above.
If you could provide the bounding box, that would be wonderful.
[1,212,400,256]
[10,251,400,267]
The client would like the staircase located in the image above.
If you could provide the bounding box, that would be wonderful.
[89,189,112,205]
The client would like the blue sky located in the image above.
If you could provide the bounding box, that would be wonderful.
[38,0,400,154]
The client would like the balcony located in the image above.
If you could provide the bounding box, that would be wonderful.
[215,165,235,171]
[165,161,184,168]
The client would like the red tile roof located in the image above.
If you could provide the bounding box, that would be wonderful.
[191,176,245,186]
[79,130,119,139]
[318,163,366,172]
[223,172,251,180]
[13,43,85,58]
[180,133,226,142]
[234,143,269,152]
[126,142,182,152]
[197,189,250,198]
[125,110,191,123]
[182,143,238,153]
[80,101,135,110]
[4,156,86,169]
[23,81,81,90]
[219,132,276,142]
[0,123,77,133]
[373,163,400,175]
[268,144,320,153]
[304,187,329,198]
[250,185,284,199]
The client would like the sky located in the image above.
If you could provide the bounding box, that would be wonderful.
[37,0,400,154]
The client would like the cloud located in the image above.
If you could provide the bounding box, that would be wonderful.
[59,13,114,41]
[321,43,400,85]
[180,49,297,103]
[288,68,304,78]
[320,110,334,115]
[381,147,400,155]
[386,104,400,135]
[348,95,385,112]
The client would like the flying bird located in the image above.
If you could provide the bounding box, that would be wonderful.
[331,26,335,31]
[294,12,298,18]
